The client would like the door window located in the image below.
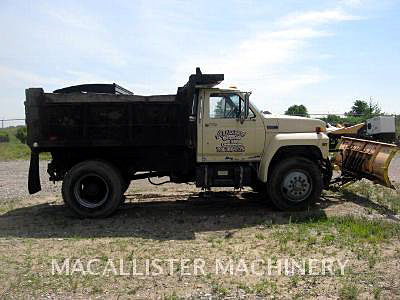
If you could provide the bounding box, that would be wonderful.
[209,93,243,119]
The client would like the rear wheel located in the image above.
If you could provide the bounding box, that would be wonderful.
[62,160,123,218]
[267,157,322,211]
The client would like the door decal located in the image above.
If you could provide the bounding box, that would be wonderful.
[215,129,246,152]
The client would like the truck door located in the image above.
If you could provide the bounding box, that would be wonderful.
[200,89,264,162]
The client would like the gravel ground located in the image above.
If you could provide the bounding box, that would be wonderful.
[0,160,61,201]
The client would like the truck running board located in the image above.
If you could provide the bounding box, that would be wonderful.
[333,137,399,188]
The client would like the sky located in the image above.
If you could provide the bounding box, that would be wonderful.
[0,0,399,121]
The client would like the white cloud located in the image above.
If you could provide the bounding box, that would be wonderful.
[174,8,362,112]
[262,69,329,96]
[266,28,330,39]
[279,9,361,27]
[175,26,331,92]
[176,27,327,78]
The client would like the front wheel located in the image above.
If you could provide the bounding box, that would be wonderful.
[267,157,322,211]
[62,160,124,218]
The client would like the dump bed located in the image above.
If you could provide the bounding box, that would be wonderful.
[25,89,183,149]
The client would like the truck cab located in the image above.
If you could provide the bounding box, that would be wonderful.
[195,84,330,189]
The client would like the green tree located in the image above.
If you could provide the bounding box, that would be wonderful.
[348,100,369,116]
[321,114,342,125]
[346,99,381,120]
[15,127,27,144]
[285,105,309,117]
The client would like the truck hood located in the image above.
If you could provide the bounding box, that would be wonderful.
[262,114,326,133]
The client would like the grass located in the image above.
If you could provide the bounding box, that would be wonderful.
[273,215,400,249]
[339,283,360,300]
[0,126,30,160]
[210,280,229,297]
[0,131,9,141]
[164,292,184,300]
[252,278,278,296]
[332,216,399,243]
[0,126,50,161]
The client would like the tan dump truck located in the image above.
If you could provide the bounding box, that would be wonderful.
[25,68,398,218]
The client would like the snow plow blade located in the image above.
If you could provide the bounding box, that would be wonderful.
[334,137,399,188]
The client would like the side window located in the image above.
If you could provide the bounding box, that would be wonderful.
[209,95,229,118]
[209,93,241,119]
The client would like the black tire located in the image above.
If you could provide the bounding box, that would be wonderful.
[62,160,123,218]
[267,157,322,211]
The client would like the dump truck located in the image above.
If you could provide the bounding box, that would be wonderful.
[25,68,398,217]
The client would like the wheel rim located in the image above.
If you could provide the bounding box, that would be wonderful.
[281,170,312,203]
[73,173,109,208]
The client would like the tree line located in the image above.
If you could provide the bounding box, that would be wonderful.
[284,99,385,125]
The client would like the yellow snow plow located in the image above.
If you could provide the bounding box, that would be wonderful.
[333,137,399,188]
[326,123,365,150]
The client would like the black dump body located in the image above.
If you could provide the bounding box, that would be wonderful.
[25,68,223,193]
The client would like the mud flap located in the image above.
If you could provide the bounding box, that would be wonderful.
[28,151,41,194]
[322,158,333,189]
[333,137,398,188]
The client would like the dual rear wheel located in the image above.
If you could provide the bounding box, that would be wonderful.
[62,160,127,218]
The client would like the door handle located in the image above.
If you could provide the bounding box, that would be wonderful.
[205,123,217,127]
